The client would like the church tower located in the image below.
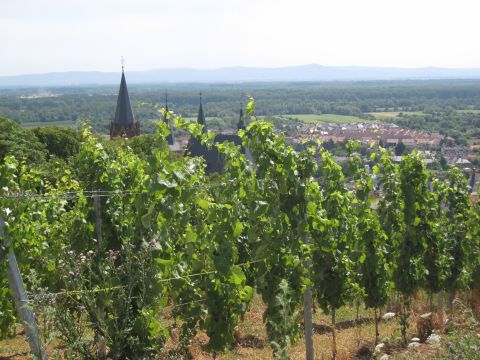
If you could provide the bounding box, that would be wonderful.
[163,91,175,145]
[197,92,207,132]
[110,63,139,139]
[237,103,246,130]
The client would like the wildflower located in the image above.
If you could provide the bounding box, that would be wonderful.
[149,239,157,246]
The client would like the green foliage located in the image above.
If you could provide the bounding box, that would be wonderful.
[377,147,404,265]
[242,116,312,359]
[395,153,429,296]
[395,153,431,344]
[423,179,449,294]
[3,80,480,140]
[32,126,81,159]
[310,149,357,313]
[0,117,46,163]
[122,134,159,159]
[442,333,480,359]
[471,201,480,286]
[55,244,169,358]
[1,97,479,358]
[0,154,90,338]
[394,111,480,143]
[349,145,390,310]
[443,167,472,291]
[199,140,256,352]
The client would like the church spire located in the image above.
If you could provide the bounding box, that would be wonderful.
[113,71,135,126]
[237,100,246,130]
[110,61,139,139]
[165,89,168,112]
[164,90,174,145]
[197,91,207,132]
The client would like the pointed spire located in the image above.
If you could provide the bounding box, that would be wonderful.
[164,90,174,145]
[197,91,207,131]
[237,100,246,130]
[110,64,139,139]
[113,70,135,126]
[165,89,168,112]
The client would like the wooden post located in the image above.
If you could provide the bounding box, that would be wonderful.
[332,309,337,360]
[94,192,103,253]
[303,285,314,360]
[93,192,106,359]
[448,290,456,315]
[437,290,444,324]
[302,206,314,360]
[401,297,408,346]
[0,215,48,360]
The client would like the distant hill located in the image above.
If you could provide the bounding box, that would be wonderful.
[2,64,480,87]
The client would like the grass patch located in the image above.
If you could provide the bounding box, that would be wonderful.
[182,116,224,122]
[281,114,370,124]
[456,109,480,114]
[368,111,425,119]
[21,120,78,128]
[368,111,400,118]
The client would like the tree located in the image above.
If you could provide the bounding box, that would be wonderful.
[439,155,448,170]
[395,153,429,344]
[243,120,310,359]
[32,126,81,159]
[349,145,390,343]
[241,99,316,359]
[377,147,404,265]
[443,167,472,310]
[310,149,357,359]
[422,180,448,308]
[0,118,46,164]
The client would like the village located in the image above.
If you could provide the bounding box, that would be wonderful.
[285,120,477,170]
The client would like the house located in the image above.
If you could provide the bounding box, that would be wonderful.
[455,158,472,168]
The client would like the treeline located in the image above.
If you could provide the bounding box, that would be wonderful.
[394,111,480,144]
[0,117,163,164]
[1,80,480,135]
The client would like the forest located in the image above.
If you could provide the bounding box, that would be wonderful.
[1,80,480,144]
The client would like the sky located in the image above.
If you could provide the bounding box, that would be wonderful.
[1,0,480,76]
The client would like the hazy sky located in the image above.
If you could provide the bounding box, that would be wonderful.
[1,0,480,76]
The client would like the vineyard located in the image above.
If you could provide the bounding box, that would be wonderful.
[0,100,479,360]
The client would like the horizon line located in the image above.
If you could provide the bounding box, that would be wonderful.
[2,63,480,78]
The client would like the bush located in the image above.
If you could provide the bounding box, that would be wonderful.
[54,241,168,359]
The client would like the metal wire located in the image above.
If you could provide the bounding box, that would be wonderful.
[0,178,241,200]
[22,258,265,301]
